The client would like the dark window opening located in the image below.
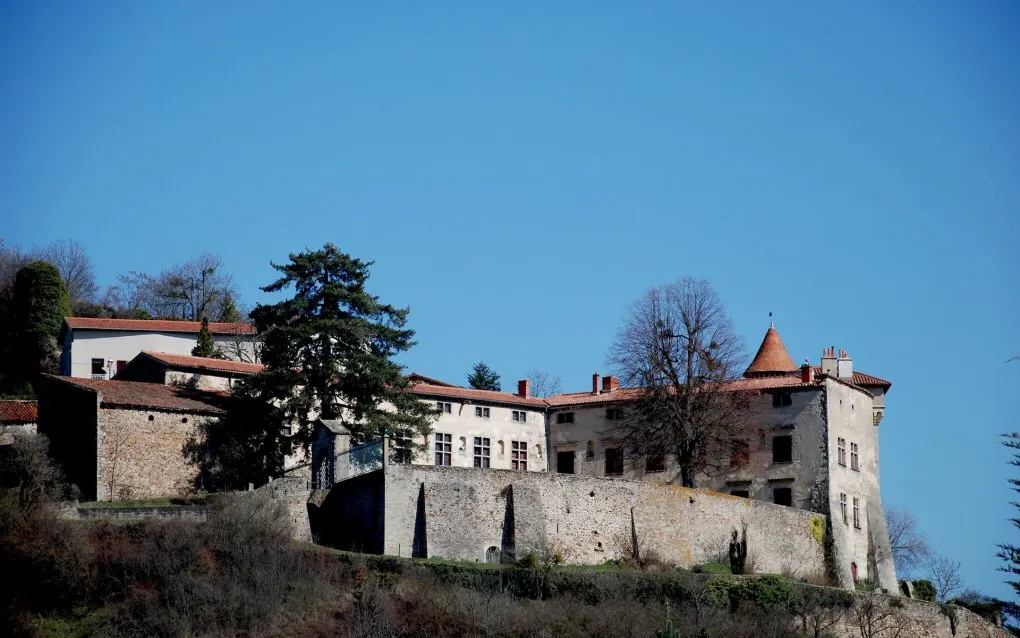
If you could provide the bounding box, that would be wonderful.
[556,412,575,424]
[772,392,792,407]
[557,450,575,474]
[606,408,623,421]
[730,490,750,499]
[773,487,793,506]
[605,448,624,476]
[772,435,793,463]
[730,441,750,468]
[91,358,106,375]
[645,453,665,473]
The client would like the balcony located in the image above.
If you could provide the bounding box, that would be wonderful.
[91,374,108,380]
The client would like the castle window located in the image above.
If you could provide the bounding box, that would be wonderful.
[585,441,595,460]
[840,493,848,525]
[606,408,624,421]
[434,433,452,466]
[605,448,624,476]
[473,437,491,468]
[511,440,527,471]
[728,481,751,499]
[772,392,792,408]
[475,406,490,419]
[850,443,859,471]
[436,402,452,414]
[645,452,665,473]
[837,438,847,466]
[773,486,793,507]
[512,410,527,422]
[392,437,413,464]
[556,412,575,424]
[485,546,500,564]
[852,497,861,529]
[772,435,793,464]
[730,489,750,498]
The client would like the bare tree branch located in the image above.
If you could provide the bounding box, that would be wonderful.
[927,554,964,604]
[35,239,97,307]
[606,277,752,488]
[884,505,932,577]
[527,368,562,398]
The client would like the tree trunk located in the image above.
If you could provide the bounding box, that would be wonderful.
[681,465,696,488]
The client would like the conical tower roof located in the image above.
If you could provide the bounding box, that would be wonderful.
[744,325,798,377]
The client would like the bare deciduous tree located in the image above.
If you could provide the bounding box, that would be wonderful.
[927,554,964,603]
[35,239,97,307]
[526,368,562,398]
[885,505,932,577]
[116,252,240,321]
[607,277,752,488]
[850,591,907,637]
[0,433,77,511]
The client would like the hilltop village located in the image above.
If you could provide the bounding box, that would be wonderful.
[0,315,900,594]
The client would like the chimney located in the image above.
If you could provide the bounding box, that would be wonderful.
[592,373,600,395]
[800,359,814,384]
[837,349,853,380]
[602,376,620,393]
[518,379,530,399]
[821,347,837,376]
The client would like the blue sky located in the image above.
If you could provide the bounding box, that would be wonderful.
[1,1,1018,598]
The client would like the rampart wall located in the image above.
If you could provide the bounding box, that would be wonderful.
[382,464,828,578]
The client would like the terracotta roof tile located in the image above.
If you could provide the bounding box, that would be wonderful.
[0,400,38,423]
[140,352,265,375]
[410,383,548,408]
[408,373,461,388]
[745,326,799,376]
[65,317,256,335]
[46,376,227,414]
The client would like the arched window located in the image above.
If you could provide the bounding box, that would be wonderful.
[586,441,595,460]
[486,546,500,564]
[851,562,858,582]
[498,440,505,457]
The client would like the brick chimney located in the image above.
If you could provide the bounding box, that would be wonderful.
[592,373,600,395]
[602,376,620,393]
[821,347,837,376]
[518,379,530,399]
[837,349,853,380]
[800,359,814,383]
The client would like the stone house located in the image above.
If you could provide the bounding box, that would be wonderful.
[0,400,38,445]
[59,317,258,380]
[36,375,228,501]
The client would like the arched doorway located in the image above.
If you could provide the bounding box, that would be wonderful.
[486,546,500,564]
[851,562,858,582]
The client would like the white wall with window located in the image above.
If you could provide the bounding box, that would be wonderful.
[414,393,547,472]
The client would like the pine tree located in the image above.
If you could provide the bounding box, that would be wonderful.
[997,432,1020,624]
[248,243,435,448]
[467,361,501,391]
[192,316,223,359]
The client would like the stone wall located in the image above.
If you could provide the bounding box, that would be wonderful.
[382,464,827,576]
[96,407,208,500]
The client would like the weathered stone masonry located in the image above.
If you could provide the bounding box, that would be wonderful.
[358,464,828,577]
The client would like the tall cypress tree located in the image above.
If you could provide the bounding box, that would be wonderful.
[249,243,434,447]
[192,316,223,359]
[8,261,70,393]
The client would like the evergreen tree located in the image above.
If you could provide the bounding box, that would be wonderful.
[192,316,224,359]
[467,361,501,391]
[217,293,242,323]
[998,432,1020,625]
[6,261,70,394]
[248,243,434,448]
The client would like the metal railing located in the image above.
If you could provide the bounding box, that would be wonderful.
[313,439,384,489]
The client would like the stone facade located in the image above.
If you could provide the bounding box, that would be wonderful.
[96,407,207,501]
[335,463,828,578]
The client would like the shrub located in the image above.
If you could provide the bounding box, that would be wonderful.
[912,579,937,602]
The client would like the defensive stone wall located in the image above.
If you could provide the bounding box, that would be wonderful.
[382,464,827,577]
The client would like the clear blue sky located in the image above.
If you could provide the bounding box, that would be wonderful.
[2,1,1018,598]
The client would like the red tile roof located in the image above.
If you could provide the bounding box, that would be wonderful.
[811,368,891,389]
[408,373,461,388]
[410,383,548,408]
[0,400,38,424]
[140,352,265,375]
[47,376,227,414]
[545,388,645,407]
[64,317,256,335]
[744,326,799,376]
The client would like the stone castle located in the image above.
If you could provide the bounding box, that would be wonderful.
[32,318,899,593]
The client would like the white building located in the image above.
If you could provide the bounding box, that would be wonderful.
[59,318,258,380]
